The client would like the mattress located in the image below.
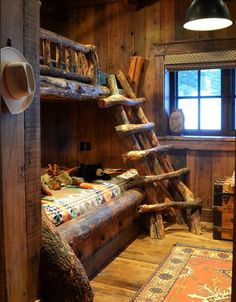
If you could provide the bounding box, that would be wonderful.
[42,169,138,226]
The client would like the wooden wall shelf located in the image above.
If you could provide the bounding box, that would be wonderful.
[159,136,235,152]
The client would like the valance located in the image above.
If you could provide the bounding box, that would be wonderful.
[164,50,236,71]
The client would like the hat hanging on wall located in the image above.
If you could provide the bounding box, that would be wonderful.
[0,47,36,114]
[183,0,233,31]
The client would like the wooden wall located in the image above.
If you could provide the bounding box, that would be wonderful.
[160,137,235,221]
[40,0,236,222]
[0,0,41,301]
[41,101,132,169]
[41,0,236,130]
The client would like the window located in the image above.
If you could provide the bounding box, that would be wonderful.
[169,68,236,136]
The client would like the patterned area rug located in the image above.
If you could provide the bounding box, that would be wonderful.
[131,243,232,302]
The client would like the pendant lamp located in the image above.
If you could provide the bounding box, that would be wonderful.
[183,0,233,31]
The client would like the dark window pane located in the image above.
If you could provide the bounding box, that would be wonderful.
[200,69,221,96]
[178,98,198,129]
[178,70,198,97]
[200,98,221,130]
[235,70,236,94]
[235,98,236,130]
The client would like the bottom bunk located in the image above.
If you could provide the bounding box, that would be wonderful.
[58,188,145,277]
[41,168,146,278]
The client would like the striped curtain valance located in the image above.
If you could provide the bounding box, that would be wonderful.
[164,50,236,71]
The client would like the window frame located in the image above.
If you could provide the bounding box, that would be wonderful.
[169,68,235,137]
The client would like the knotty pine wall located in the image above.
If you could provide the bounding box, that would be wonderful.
[40,0,236,221]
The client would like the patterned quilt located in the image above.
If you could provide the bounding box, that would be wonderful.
[42,169,138,226]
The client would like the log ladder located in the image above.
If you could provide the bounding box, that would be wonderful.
[98,58,202,239]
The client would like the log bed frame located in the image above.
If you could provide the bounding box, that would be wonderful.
[40,28,146,278]
[39,28,201,280]
[57,189,145,277]
[40,28,110,101]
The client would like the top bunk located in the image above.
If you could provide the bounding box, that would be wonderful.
[40,28,110,101]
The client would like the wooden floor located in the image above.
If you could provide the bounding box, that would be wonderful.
[90,223,233,302]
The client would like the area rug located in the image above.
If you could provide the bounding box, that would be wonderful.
[130,243,232,302]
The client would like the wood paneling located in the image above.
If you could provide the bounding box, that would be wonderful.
[0,0,40,301]
[94,5,108,70]
[160,0,175,43]
[160,139,235,222]
[0,0,27,300]
[119,4,135,73]
[106,2,120,73]
[24,1,41,300]
[41,101,133,169]
[0,1,41,301]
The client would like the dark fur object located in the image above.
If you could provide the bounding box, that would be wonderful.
[122,0,158,11]
[75,164,111,183]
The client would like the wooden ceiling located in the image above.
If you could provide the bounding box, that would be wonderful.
[40,0,160,10]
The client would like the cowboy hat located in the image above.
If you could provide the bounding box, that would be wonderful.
[0,46,36,114]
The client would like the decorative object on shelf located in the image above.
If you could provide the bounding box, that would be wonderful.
[183,0,233,31]
[0,46,36,114]
[169,108,185,135]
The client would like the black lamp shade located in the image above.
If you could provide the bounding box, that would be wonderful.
[184,0,233,31]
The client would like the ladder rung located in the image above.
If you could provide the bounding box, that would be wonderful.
[138,198,201,213]
[98,94,145,108]
[137,168,191,183]
[122,145,174,162]
[115,122,155,136]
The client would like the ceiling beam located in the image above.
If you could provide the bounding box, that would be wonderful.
[62,0,118,8]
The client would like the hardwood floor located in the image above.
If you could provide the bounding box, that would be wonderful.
[90,223,233,302]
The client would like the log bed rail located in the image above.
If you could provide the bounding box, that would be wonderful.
[40,28,110,101]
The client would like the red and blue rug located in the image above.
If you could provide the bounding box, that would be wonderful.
[131,243,232,302]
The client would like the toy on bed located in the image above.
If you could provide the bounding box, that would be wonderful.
[41,163,112,196]
[41,164,83,195]
[75,163,111,182]
[41,167,140,226]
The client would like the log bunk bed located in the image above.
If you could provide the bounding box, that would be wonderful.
[39,28,146,280]
[39,27,202,299]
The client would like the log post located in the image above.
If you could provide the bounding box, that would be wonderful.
[55,45,62,69]
[127,56,145,95]
[40,210,93,302]
[75,51,82,74]
[42,39,51,66]
[65,47,72,72]
[88,47,100,85]
[81,53,89,76]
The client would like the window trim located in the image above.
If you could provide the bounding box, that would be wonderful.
[169,68,235,137]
